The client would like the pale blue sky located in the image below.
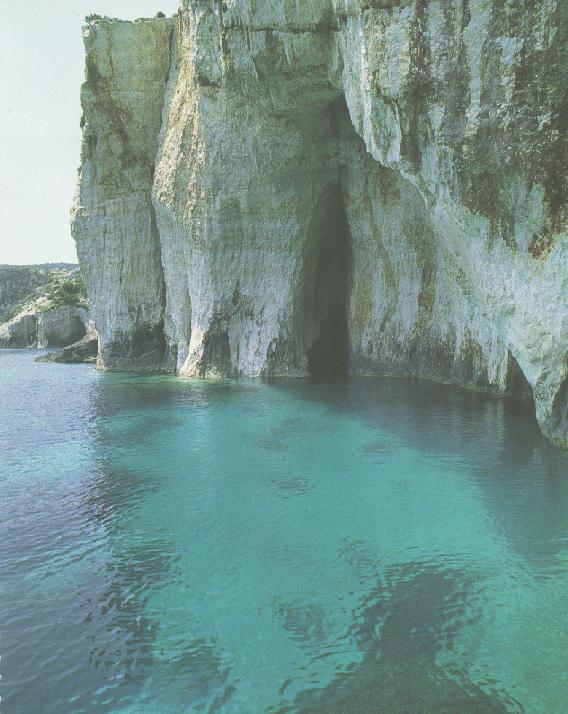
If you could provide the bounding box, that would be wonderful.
[0,0,179,265]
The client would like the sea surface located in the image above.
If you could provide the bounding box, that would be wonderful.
[2,349,568,713]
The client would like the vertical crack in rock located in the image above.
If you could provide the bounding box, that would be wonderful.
[505,352,533,400]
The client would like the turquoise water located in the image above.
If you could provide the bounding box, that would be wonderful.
[2,350,568,713]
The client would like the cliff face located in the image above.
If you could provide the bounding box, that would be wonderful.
[0,267,90,349]
[0,305,90,349]
[72,18,171,370]
[0,267,54,322]
[72,1,568,446]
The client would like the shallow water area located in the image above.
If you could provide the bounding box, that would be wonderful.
[2,349,568,713]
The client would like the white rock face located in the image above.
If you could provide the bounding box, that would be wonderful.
[0,304,89,349]
[36,305,89,348]
[0,310,38,348]
[72,17,172,371]
[72,1,568,446]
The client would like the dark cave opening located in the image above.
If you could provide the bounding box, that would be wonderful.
[505,351,534,400]
[307,183,352,382]
[308,302,350,382]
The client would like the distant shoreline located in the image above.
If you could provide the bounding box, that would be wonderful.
[0,263,79,271]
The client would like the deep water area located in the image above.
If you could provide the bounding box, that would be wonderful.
[2,350,568,713]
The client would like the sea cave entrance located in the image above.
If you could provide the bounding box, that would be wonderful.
[307,182,352,382]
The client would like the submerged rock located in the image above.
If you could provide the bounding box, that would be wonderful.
[72,2,568,446]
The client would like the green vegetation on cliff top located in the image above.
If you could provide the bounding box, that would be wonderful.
[2,271,87,322]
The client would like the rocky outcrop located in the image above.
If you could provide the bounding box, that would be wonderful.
[36,332,99,364]
[0,267,53,322]
[0,266,91,350]
[0,305,90,349]
[0,310,39,348]
[72,1,568,446]
[36,305,89,348]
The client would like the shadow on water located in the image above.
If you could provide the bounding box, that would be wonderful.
[4,352,568,712]
[275,561,523,714]
[271,377,568,569]
[84,541,231,709]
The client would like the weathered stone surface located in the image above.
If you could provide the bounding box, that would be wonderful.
[72,1,568,446]
[36,305,88,348]
[0,266,54,322]
[0,304,90,349]
[0,310,38,348]
[36,332,99,364]
[72,17,173,372]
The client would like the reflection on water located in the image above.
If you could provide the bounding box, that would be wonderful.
[2,350,568,713]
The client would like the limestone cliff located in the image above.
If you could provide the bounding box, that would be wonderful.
[72,1,568,446]
[0,268,91,349]
[0,304,90,349]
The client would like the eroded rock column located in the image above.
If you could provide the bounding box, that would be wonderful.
[153,6,345,377]
[72,17,172,371]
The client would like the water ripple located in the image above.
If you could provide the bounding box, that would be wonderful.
[2,351,568,713]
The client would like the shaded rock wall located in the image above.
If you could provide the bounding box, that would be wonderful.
[72,1,568,445]
[36,305,89,348]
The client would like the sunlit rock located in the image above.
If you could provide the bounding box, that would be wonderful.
[72,1,568,445]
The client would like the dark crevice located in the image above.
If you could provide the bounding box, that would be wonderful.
[200,314,232,377]
[505,351,533,400]
[547,369,568,442]
[307,182,352,383]
[149,199,169,370]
